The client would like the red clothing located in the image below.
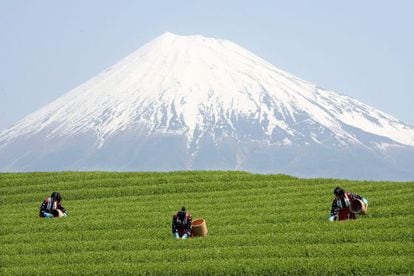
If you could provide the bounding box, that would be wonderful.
[338,205,356,220]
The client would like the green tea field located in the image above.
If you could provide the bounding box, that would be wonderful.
[0,171,413,274]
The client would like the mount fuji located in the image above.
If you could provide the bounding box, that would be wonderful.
[1,32,413,180]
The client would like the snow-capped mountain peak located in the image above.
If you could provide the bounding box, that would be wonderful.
[2,32,413,149]
[1,33,413,179]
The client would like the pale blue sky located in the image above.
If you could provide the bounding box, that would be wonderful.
[1,0,413,130]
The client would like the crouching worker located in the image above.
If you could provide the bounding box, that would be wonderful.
[329,187,368,221]
[172,206,192,239]
[39,192,67,218]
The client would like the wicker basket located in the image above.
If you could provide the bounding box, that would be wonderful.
[350,199,368,214]
[192,218,208,237]
[51,209,63,218]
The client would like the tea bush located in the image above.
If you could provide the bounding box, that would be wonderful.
[0,171,413,274]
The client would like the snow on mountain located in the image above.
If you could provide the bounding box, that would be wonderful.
[0,32,413,179]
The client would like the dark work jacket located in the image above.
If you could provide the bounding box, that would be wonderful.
[39,197,67,217]
[172,212,192,237]
[330,192,363,220]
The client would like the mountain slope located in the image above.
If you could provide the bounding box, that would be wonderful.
[0,33,413,179]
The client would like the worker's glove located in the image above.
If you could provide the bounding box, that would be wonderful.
[43,212,53,218]
[182,233,188,239]
[328,215,337,222]
[62,213,67,218]
[174,233,179,239]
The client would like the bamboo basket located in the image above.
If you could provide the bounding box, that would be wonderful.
[192,218,208,237]
[350,199,368,214]
[51,209,63,218]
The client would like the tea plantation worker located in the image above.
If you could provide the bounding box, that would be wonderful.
[329,187,368,221]
[172,206,192,239]
[39,192,68,218]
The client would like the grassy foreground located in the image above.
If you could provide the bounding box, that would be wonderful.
[0,171,413,275]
